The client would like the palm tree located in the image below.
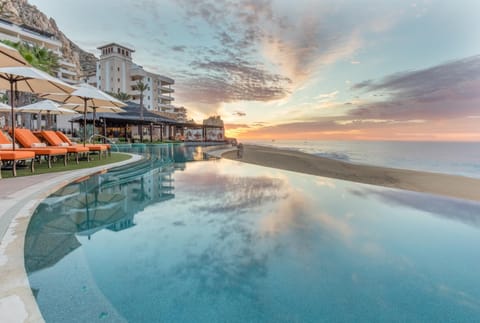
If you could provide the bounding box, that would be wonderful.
[31,46,59,75]
[134,79,148,142]
[113,91,131,102]
[1,41,60,127]
[1,40,59,75]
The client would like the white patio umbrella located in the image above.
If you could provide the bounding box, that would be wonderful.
[17,99,78,129]
[0,42,29,67]
[0,66,75,150]
[41,83,126,146]
[0,102,10,111]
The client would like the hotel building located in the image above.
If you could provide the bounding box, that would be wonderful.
[96,43,176,114]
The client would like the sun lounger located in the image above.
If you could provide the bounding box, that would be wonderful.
[0,150,35,177]
[40,130,90,164]
[55,131,109,160]
[1,130,68,168]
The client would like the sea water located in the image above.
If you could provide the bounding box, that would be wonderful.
[243,140,480,178]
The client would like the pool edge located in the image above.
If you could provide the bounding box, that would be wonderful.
[0,153,143,323]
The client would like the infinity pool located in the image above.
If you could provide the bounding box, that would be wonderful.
[26,145,480,322]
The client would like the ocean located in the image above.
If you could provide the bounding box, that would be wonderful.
[242,140,480,179]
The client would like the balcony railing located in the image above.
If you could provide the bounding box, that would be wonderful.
[160,87,174,93]
[159,95,174,101]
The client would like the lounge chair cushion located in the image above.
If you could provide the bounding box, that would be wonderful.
[14,129,45,148]
[0,131,13,145]
[40,131,89,153]
[55,131,74,145]
[0,150,35,160]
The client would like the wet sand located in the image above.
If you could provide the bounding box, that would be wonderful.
[222,145,480,202]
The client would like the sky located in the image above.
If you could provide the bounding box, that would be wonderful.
[29,0,480,141]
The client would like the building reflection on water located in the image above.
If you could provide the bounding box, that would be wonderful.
[25,144,210,274]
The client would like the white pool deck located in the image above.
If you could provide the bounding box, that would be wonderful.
[0,154,142,323]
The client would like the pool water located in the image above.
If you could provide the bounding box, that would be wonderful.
[26,145,480,322]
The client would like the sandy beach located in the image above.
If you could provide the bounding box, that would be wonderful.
[222,145,480,202]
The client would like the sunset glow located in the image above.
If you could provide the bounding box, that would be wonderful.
[31,0,480,141]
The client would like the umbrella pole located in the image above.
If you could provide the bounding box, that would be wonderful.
[83,99,87,147]
[10,81,15,151]
[93,108,96,140]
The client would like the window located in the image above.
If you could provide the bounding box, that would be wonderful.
[117,48,120,53]
[99,76,101,80]
[117,78,120,82]
[117,67,120,72]
[118,88,120,92]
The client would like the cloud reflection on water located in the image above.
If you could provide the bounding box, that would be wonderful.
[350,188,480,229]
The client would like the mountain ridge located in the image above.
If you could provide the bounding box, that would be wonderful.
[0,0,98,77]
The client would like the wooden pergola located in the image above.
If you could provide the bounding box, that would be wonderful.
[69,101,224,142]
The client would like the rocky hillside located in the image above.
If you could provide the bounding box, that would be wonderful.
[0,0,98,76]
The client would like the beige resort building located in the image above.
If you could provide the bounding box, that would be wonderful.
[96,43,176,113]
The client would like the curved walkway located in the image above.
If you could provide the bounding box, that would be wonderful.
[0,154,142,323]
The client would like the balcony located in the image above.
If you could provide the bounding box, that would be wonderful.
[58,68,77,76]
[58,75,77,84]
[160,87,174,93]
[159,76,174,85]
[159,94,174,101]
[158,104,176,110]
[0,20,62,48]
[59,59,76,68]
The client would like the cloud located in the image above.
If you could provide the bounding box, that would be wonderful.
[225,123,250,130]
[314,90,339,101]
[172,0,406,113]
[237,112,480,141]
[176,58,291,111]
[350,55,480,120]
[352,55,480,97]
[233,110,247,117]
[171,45,186,52]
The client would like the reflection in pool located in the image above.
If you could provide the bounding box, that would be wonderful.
[26,144,480,322]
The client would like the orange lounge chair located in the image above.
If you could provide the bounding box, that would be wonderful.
[55,131,109,160]
[40,130,90,164]
[0,150,35,177]
[1,130,68,168]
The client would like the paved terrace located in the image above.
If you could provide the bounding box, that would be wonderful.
[0,154,142,323]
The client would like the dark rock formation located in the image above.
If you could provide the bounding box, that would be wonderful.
[0,0,98,77]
